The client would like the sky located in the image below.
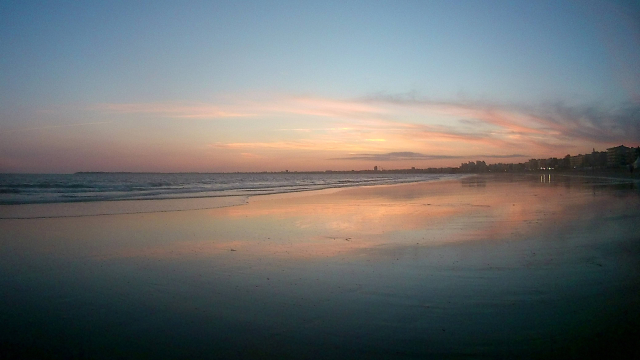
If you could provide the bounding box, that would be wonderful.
[1,0,639,173]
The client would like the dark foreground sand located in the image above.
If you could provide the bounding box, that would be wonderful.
[1,174,639,359]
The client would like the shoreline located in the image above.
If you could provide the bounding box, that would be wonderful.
[2,172,638,220]
[0,174,467,219]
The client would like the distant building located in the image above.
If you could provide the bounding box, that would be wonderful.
[570,154,584,169]
[585,149,607,168]
[561,155,571,169]
[374,166,378,171]
[544,157,559,169]
[452,145,636,173]
[607,145,633,167]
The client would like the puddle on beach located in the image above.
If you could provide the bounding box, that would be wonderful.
[1,175,639,358]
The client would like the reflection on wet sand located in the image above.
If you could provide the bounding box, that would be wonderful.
[1,174,639,359]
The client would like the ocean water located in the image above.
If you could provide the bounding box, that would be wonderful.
[1,174,639,359]
[0,172,459,205]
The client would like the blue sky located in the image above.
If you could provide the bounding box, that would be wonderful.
[1,0,639,172]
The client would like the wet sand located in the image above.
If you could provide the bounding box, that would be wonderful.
[1,174,639,359]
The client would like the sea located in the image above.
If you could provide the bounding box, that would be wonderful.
[0,172,460,205]
[1,172,639,358]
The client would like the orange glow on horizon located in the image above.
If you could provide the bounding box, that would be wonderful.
[2,94,625,173]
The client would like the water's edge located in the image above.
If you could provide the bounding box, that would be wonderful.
[0,175,464,219]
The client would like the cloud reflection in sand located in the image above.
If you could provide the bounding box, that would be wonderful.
[2,174,639,359]
[86,176,626,261]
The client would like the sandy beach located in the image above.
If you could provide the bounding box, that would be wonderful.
[1,174,639,359]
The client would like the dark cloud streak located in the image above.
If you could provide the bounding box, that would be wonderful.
[332,152,528,161]
[362,93,640,145]
[537,102,640,144]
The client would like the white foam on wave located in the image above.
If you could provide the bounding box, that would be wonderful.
[0,173,465,218]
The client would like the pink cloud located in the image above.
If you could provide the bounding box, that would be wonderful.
[93,102,253,119]
[89,94,638,168]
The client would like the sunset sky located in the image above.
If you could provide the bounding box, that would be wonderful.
[1,1,639,173]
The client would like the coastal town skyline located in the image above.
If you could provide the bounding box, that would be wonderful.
[70,143,638,175]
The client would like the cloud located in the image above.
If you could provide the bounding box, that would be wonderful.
[211,141,318,150]
[266,97,385,120]
[239,152,263,159]
[479,154,530,158]
[332,152,527,161]
[93,94,640,157]
[0,121,113,134]
[362,93,640,146]
[93,102,253,119]
[532,102,640,144]
[210,140,371,152]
